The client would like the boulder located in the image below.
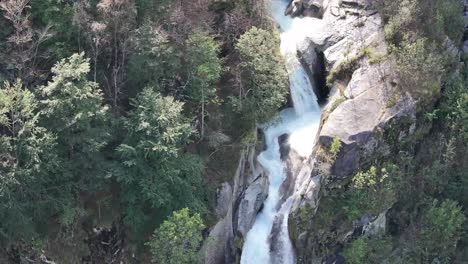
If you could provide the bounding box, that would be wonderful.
[362,211,387,236]
[286,0,325,18]
[235,175,269,237]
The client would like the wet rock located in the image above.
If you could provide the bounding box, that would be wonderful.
[279,134,291,160]
[202,217,234,264]
[203,146,268,264]
[286,0,325,18]
[235,176,269,237]
[298,41,329,103]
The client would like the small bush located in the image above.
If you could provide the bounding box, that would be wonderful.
[326,57,360,86]
[147,208,205,264]
[344,166,396,220]
[392,37,444,99]
[436,0,464,44]
[330,96,346,113]
[329,137,342,157]
[419,199,465,262]
[343,236,392,264]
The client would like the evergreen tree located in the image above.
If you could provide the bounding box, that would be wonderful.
[419,199,465,263]
[128,22,180,97]
[30,0,77,61]
[117,87,205,235]
[185,31,222,138]
[38,53,110,189]
[343,236,392,264]
[0,80,67,243]
[232,26,288,126]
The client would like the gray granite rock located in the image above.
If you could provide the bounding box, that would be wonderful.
[286,0,325,18]
[203,146,268,264]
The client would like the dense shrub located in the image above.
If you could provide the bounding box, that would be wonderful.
[343,236,392,264]
[147,208,205,264]
[231,27,288,126]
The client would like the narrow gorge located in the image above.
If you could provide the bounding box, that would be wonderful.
[205,0,467,263]
[240,0,322,263]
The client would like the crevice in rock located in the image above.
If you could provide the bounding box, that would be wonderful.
[298,47,329,105]
[315,50,329,104]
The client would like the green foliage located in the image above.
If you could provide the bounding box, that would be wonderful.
[436,0,464,44]
[343,236,392,264]
[147,208,204,264]
[0,80,69,244]
[30,0,77,60]
[326,47,372,86]
[240,128,258,146]
[378,0,461,101]
[352,166,381,189]
[185,31,222,103]
[117,87,205,236]
[38,53,110,188]
[419,199,465,263]
[135,0,172,23]
[440,76,468,141]
[329,97,345,113]
[344,166,396,220]
[184,31,223,137]
[128,23,180,95]
[232,26,289,125]
[392,37,445,99]
[366,48,386,64]
[329,137,342,157]
[120,88,193,156]
[380,0,424,43]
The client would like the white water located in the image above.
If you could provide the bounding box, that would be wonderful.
[240,0,323,263]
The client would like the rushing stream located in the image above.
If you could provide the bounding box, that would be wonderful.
[240,0,323,263]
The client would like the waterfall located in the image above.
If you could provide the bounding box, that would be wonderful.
[240,0,323,263]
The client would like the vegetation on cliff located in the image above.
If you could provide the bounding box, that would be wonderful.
[312,0,468,263]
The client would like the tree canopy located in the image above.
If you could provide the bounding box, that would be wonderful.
[147,208,205,264]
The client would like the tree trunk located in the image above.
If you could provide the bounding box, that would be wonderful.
[201,87,205,139]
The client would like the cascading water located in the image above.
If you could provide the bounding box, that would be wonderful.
[240,0,324,263]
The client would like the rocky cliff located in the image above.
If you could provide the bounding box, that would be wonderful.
[285,0,419,262]
[204,0,465,263]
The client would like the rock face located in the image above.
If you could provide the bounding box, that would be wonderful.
[298,41,328,103]
[285,0,418,262]
[202,145,268,264]
[290,0,416,209]
[322,63,416,178]
[286,0,325,18]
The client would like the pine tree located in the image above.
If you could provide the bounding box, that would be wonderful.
[117,87,205,235]
[233,26,289,125]
[0,80,67,243]
[38,53,110,188]
[185,31,222,138]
